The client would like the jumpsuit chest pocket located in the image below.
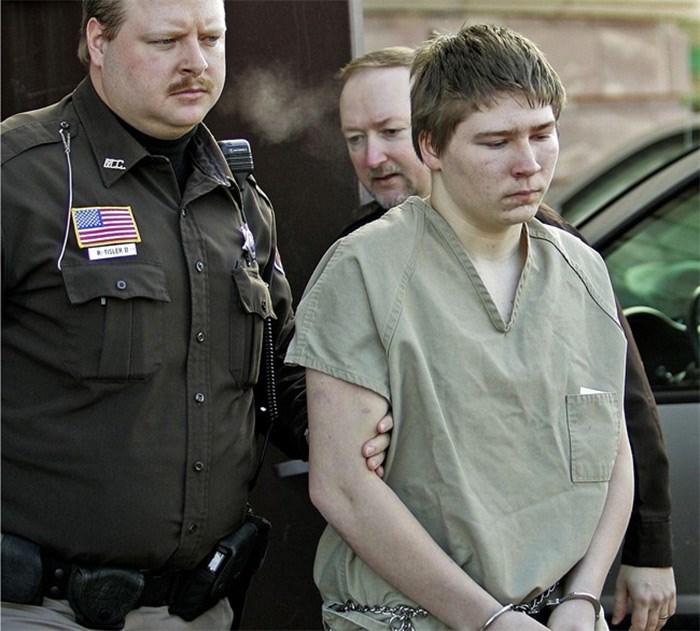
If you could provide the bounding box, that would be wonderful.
[61,263,170,381]
[230,262,275,388]
[565,392,621,483]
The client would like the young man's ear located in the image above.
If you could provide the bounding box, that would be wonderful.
[418,131,441,171]
[85,18,108,67]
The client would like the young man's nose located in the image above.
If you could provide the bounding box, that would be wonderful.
[512,142,542,178]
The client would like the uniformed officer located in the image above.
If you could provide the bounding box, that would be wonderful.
[1,0,391,629]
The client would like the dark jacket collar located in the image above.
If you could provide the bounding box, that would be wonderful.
[72,77,232,190]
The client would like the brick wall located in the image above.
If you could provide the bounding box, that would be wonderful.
[361,12,695,194]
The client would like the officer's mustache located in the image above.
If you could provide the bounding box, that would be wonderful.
[168,77,216,94]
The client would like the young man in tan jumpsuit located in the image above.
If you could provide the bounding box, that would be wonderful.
[337,45,676,631]
[289,23,635,630]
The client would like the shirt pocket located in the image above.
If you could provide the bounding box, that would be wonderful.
[61,263,170,381]
[230,261,275,388]
[566,392,621,483]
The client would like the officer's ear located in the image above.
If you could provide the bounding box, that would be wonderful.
[85,18,108,68]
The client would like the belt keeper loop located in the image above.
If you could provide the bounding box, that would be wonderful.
[480,603,515,631]
[41,550,72,601]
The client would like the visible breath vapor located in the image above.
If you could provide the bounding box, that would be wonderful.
[222,64,337,146]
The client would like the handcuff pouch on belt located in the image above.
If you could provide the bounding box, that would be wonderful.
[67,567,144,630]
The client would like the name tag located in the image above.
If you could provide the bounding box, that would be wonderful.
[88,243,138,260]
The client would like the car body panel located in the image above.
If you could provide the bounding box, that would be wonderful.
[562,142,699,622]
[551,117,700,227]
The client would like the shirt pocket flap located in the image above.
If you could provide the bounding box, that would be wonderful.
[232,263,275,319]
[62,263,171,305]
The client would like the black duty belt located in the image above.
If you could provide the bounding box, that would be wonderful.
[2,513,270,630]
[40,550,184,608]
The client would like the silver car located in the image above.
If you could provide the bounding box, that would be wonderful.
[551,123,699,628]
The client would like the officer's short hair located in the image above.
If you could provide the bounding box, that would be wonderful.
[410,23,567,160]
[77,0,128,66]
[336,47,415,84]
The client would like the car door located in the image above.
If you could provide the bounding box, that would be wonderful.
[579,149,699,621]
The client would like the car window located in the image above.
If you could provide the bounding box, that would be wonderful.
[601,182,699,391]
[559,127,700,226]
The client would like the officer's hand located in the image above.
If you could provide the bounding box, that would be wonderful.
[611,565,676,630]
[361,412,394,478]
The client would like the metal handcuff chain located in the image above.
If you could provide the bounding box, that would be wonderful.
[331,600,430,631]
[516,588,601,619]
[480,583,565,631]
[511,582,559,615]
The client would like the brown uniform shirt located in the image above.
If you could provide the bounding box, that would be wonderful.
[1,78,305,570]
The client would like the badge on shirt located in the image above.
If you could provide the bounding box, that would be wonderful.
[240,223,256,262]
[71,206,141,260]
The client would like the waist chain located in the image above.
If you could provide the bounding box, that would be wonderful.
[330,601,429,631]
[329,582,560,631]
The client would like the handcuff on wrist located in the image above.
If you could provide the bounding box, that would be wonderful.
[479,591,601,630]
[548,591,601,619]
[479,604,515,630]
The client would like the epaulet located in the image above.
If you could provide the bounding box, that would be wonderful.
[247,174,274,209]
[1,97,76,165]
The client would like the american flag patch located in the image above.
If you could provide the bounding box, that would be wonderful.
[71,206,141,248]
